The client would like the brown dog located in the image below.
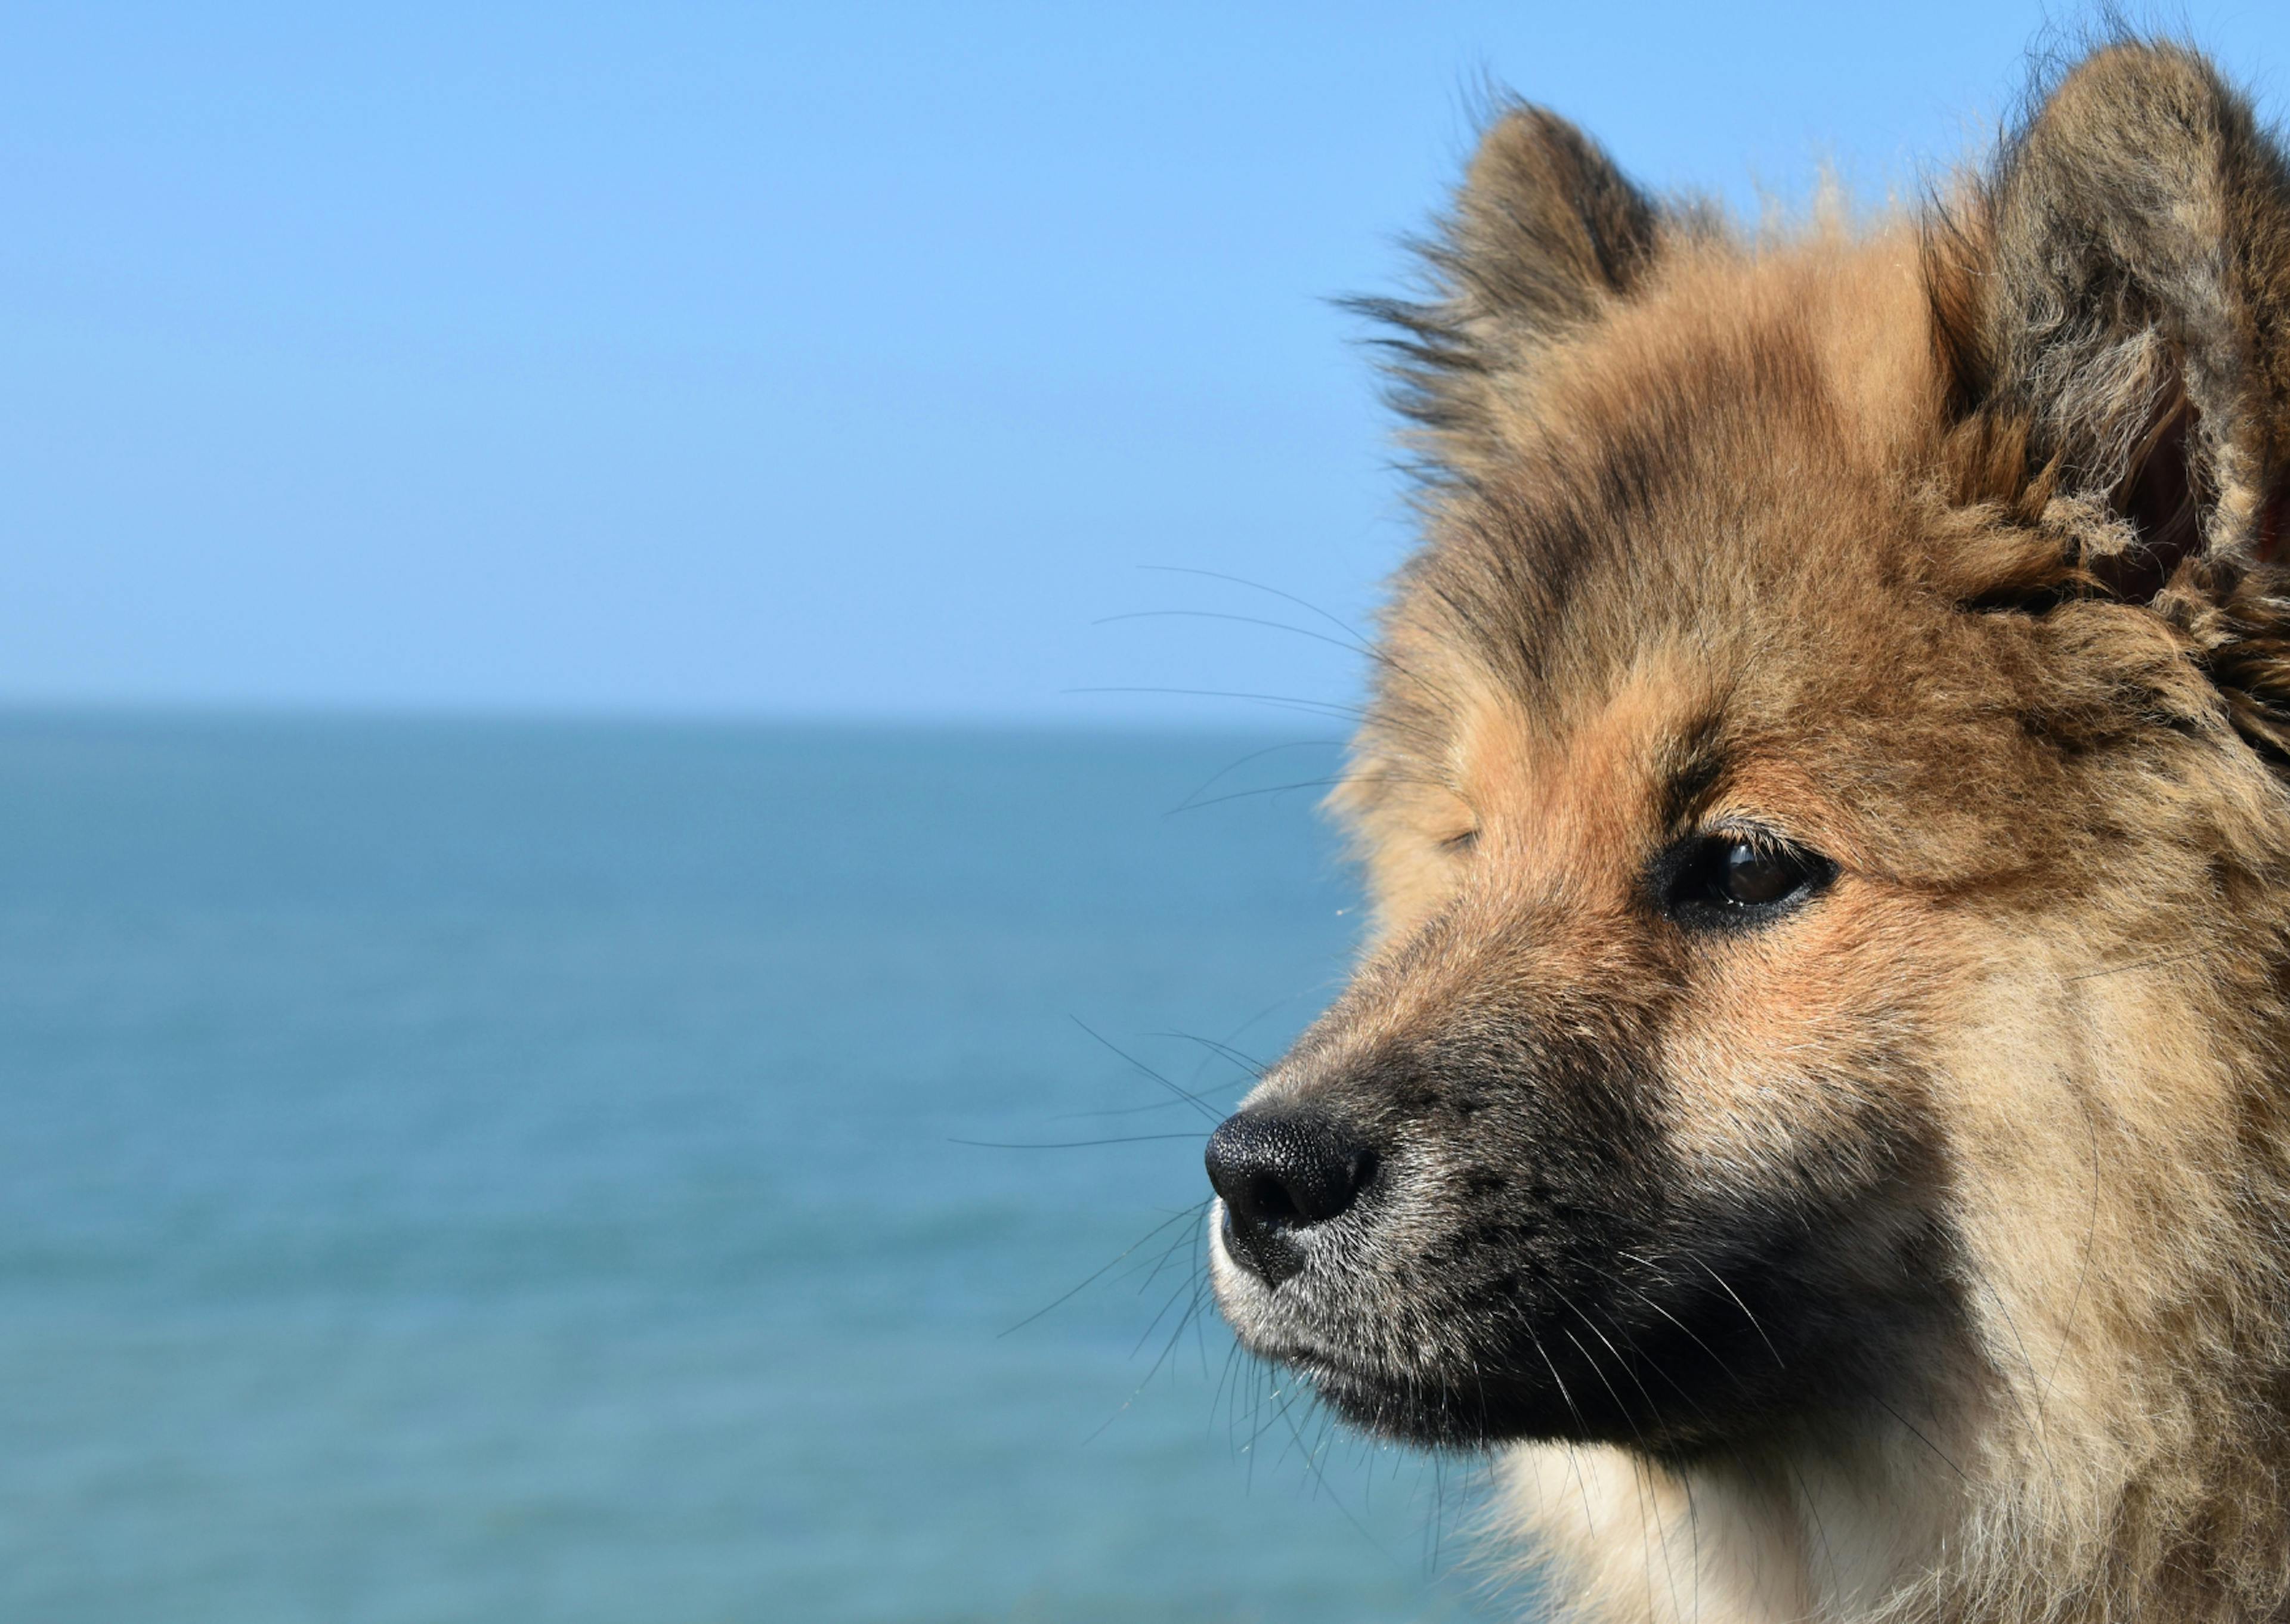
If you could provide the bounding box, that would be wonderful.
[1205,38,2290,1624]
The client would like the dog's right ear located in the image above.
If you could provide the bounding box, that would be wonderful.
[1926,42,2290,596]
[1360,106,1669,482]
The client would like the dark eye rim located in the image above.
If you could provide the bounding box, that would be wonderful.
[1651,826,1837,931]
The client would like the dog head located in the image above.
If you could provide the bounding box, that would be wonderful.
[1208,44,2290,1489]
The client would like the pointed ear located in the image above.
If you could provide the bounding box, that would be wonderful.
[1362,104,1672,481]
[1928,41,2290,599]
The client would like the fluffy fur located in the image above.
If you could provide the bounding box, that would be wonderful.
[1205,38,2290,1624]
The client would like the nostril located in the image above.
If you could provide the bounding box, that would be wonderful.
[1244,1170,1301,1225]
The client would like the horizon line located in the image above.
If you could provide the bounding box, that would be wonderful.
[0,695,1356,739]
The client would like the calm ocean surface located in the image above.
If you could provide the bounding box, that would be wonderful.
[0,714,1525,1623]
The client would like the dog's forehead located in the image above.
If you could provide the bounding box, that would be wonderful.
[1404,374,1922,759]
[1400,247,1941,711]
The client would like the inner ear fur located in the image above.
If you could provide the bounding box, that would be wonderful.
[1360,104,1675,483]
[1927,40,2290,596]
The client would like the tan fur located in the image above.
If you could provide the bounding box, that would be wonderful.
[1209,37,2290,1624]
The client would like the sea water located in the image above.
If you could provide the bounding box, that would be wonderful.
[0,713,1524,1623]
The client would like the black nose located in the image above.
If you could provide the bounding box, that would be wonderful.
[1204,1107,1374,1285]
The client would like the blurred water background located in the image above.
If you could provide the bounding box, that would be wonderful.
[0,711,1521,1623]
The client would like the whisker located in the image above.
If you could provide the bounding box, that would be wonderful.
[1266,1384,1399,1561]
[1050,1086,1248,1122]
[1212,1332,1251,1430]
[1788,1456,1843,1604]
[997,1201,1208,1337]
[1070,1016,1224,1123]
[1169,770,1456,816]
[1130,1272,1198,1359]
[1130,1210,1208,1296]
[1954,1246,2067,1484]
[1871,1394,1970,1483]
[1612,1269,1751,1397]
[1183,997,1296,1090]
[1096,608,1377,664]
[1068,686,1457,758]
[1125,565,1472,720]
[1064,685,1370,721]
[1135,563,1372,643]
[1684,1256,1785,1369]
[1166,737,1346,820]
[1169,777,1353,813]
[949,1133,1207,1149]
[1082,1276,1213,1445]
[1565,1292,1713,1435]
[1557,1323,1686,1624]
[1150,1030,1268,1080]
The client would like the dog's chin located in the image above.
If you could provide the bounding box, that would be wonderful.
[1280,1352,1564,1449]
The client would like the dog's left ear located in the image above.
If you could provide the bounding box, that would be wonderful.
[1930,41,2290,600]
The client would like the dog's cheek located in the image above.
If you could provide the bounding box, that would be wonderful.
[1638,930,1963,1387]
[1651,891,1944,1188]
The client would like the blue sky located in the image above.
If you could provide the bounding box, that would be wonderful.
[4,4,2285,723]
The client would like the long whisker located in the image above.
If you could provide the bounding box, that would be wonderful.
[1265,1383,1398,1561]
[1070,1016,1223,1123]
[1064,684,1370,721]
[1130,1272,1199,1360]
[1558,1324,1686,1624]
[1135,563,1371,643]
[1150,1030,1268,1080]
[1171,767,1456,816]
[1684,1256,1784,1369]
[1084,1273,1214,1445]
[1064,686,1456,757]
[1166,737,1345,819]
[1125,565,1472,720]
[1051,1088,1248,1122]
[1183,998,1297,1090]
[1131,1207,1209,1297]
[1611,1266,1751,1396]
[1788,1456,1844,1605]
[950,1133,1208,1149]
[1097,608,1377,663]
[997,1201,1208,1337]
[1871,1394,1970,1482]
[1169,777,1354,813]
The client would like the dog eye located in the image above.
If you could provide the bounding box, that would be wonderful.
[1662,833,1833,926]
